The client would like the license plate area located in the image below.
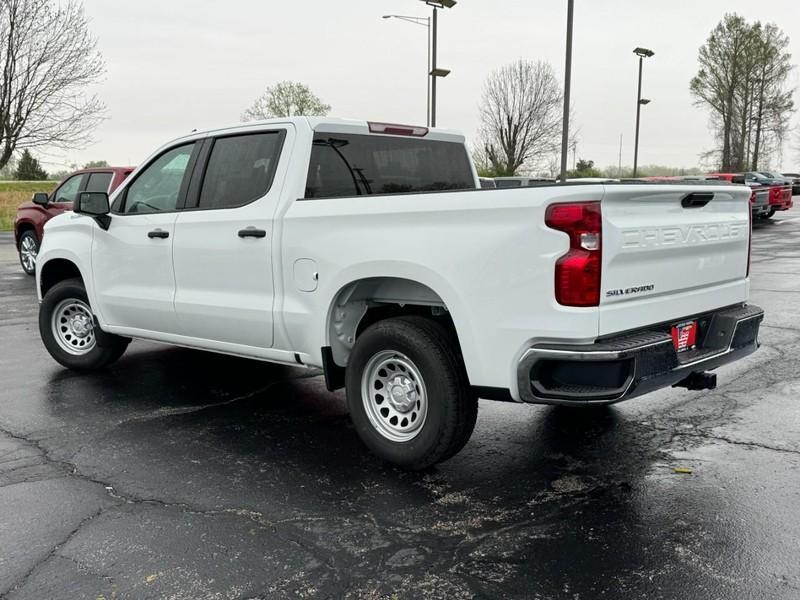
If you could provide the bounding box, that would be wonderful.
[671,320,697,353]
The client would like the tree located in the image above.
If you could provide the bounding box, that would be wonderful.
[690,14,794,170]
[568,159,601,179]
[241,81,330,121]
[0,0,105,172]
[14,149,47,180]
[476,59,564,176]
[83,160,108,168]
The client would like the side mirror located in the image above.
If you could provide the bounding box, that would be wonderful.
[32,192,49,206]
[731,175,746,184]
[75,191,111,230]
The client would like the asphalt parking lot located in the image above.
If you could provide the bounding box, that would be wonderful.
[0,212,799,600]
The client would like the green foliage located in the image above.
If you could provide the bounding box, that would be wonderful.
[14,150,48,180]
[0,180,57,230]
[567,158,602,179]
[83,160,109,168]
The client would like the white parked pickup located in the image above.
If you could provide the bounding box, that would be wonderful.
[36,118,764,469]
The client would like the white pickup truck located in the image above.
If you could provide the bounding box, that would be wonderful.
[36,117,763,469]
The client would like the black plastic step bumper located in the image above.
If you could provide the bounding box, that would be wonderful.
[517,304,764,405]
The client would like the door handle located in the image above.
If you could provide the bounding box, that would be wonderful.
[238,227,267,239]
[148,229,169,239]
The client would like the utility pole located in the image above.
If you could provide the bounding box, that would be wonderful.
[559,0,574,183]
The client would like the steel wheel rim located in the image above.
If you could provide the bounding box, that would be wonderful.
[51,298,96,355]
[361,350,428,442]
[20,236,37,272]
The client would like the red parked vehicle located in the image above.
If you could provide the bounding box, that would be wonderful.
[710,172,793,219]
[13,166,133,275]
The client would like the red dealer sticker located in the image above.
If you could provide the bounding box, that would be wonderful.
[671,321,698,352]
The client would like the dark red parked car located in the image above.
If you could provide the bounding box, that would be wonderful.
[13,166,133,275]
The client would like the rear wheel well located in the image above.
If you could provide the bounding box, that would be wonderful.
[40,259,83,297]
[356,304,456,340]
[327,277,460,369]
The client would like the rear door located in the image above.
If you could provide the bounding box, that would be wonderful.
[172,128,289,348]
[599,184,751,336]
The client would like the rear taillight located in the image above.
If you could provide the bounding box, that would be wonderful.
[545,202,602,307]
[749,190,757,204]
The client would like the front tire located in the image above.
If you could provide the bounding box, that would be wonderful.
[39,278,129,371]
[346,316,478,470]
[18,230,39,276]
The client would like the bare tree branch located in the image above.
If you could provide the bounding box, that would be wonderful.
[690,13,795,170]
[476,59,564,176]
[241,81,330,121]
[0,0,106,171]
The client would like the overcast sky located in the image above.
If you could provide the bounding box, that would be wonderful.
[55,0,799,173]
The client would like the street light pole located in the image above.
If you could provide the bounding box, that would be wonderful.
[431,6,438,127]
[632,47,654,178]
[382,14,431,126]
[559,0,574,183]
[422,0,455,127]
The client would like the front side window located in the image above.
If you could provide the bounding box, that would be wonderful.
[85,172,113,193]
[53,174,84,203]
[198,132,283,209]
[304,133,474,199]
[121,144,194,214]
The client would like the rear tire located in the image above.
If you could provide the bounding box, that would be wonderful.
[762,207,776,219]
[18,230,39,276]
[346,316,478,470]
[39,278,129,371]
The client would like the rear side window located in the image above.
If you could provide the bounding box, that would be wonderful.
[85,172,113,193]
[198,132,284,209]
[304,133,474,199]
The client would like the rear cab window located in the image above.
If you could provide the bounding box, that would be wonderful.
[85,172,114,193]
[304,133,474,199]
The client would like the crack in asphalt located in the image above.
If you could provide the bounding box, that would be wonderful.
[1,507,107,600]
[0,378,341,597]
[673,430,800,456]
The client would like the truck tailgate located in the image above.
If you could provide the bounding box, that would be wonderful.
[599,184,750,336]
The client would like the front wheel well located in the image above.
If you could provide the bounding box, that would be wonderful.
[40,259,83,297]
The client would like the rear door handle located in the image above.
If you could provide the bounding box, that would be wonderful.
[238,227,267,239]
[148,229,169,239]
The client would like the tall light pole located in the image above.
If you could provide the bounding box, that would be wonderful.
[632,47,654,178]
[422,0,455,127]
[382,14,431,126]
[559,0,574,183]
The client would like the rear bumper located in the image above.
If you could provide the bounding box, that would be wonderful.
[517,304,764,405]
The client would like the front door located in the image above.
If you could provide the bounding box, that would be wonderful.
[172,129,288,348]
[92,143,197,334]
